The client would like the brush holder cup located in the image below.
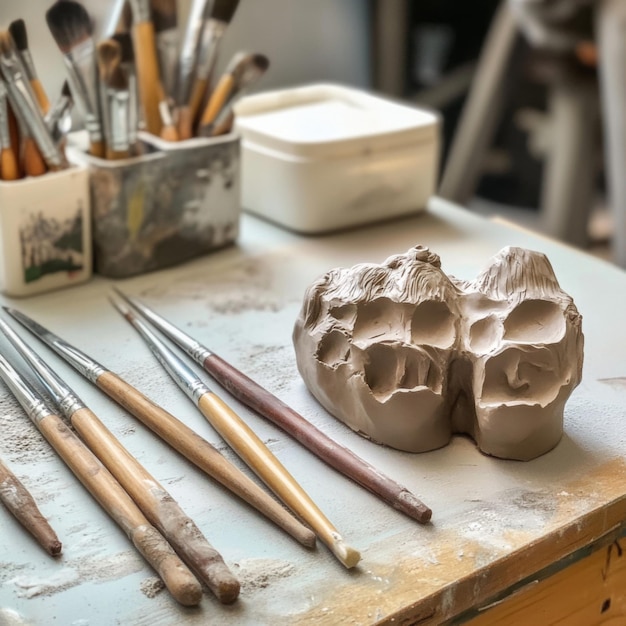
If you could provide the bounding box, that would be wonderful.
[0,165,92,297]
[67,132,241,279]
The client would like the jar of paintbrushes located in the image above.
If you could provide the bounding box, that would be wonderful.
[0,24,92,298]
[46,0,269,279]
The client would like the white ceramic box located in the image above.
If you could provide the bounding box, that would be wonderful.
[234,83,440,234]
[0,166,92,297]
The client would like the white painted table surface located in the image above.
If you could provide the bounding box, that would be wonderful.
[1,197,626,626]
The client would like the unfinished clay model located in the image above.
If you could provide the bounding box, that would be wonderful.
[293,246,583,461]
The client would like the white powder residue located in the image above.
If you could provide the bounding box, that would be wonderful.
[10,569,80,599]
[140,577,165,598]
[232,559,295,592]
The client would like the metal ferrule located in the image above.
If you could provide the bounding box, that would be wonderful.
[130,315,211,404]
[177,0,210,105]
[19,49,36,81]
[156,28,179,100]
[195,21,225,80]
[45,94,72,146]
[0,82,10,149]
[64,38,102,143]
[129,0,151,24]
[0,354,54,425]
[0,317,86,420]
[5,309,108,384]
[0,52,67,169]
[110,88,130,152]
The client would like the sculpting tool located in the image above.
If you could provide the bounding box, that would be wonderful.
[0,352,202,607]
[0,455,62,556]
[8,20,51,114]
[111,298,360,569]
[198,52,269,137]
[113,290,433,523]
[46,1,105,157]
[4,307,316,549]
[0,82,19,181]
[187,0,241,130]
[0,31,68,172]
[128,0,164,135]
[0,318,239,604]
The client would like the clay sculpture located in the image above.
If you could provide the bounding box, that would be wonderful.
[293,246,584,461]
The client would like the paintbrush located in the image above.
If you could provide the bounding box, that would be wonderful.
[45,81,73,148]
[111,297,361,569]
[151,0,178,101]
[111,32,140,154]
[0,317,240,604]
[113,290,433,523]
[0,82,20,181]
[46,1,104,158]
[4,307,317,549]
[198,52,269,137]
[128,0,164,135]
[175,0,211,139]
[187,0,240,131]
[0,31,67,173]
[0,455,62,556]
[9,19,51,114]
[0,351,202,606]
[158,82,179,141]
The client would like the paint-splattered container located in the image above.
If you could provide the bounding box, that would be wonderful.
[0,165,92,297]
[67,131,240,278]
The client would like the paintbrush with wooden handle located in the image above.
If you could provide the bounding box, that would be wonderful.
[113,290,433,523]
[111,297,361,569]
[4,306,316,550]
[0,317,240,604]
[0,352,202,607]
[9,19,50,114]
[46,1,104,158]
[0,81,19,181]
[198,52,269,137]
[128,0,164,135]
[151,0,178,101]
[187,0,240,132]
[0,31,67,173]
[0,455,62,556]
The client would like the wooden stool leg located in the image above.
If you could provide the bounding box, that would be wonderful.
[540,73,597,248]
[596,0,626,267]
[438,2,518,205]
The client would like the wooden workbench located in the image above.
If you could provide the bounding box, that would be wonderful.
[0,197,625,625]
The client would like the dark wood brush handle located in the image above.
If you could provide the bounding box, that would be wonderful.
[204,354,432,523]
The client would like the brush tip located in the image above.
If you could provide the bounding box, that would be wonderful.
[0,31,16,57]
[61,80,72,98]
[211,0,241,23]
[332,537,361,569]
[150,0,177,31]
[46,0,93,52]
[8,19,27,51]
[111,32,134,64]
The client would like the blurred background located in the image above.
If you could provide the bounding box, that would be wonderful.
[0,0,618,264]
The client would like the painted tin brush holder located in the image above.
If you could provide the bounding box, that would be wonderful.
[67,131,241,278]
[0,165,92,297]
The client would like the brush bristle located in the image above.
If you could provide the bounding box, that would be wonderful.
[0,31,16,58]
[61,80,72,99]
[111,32,134,64]
[151,0,177,32]
[97,39,122,79]
[252,53,270,71]
[8,19,27,52]
[211,0,240,23]
[46,1,93,53]
[106,64,128,91]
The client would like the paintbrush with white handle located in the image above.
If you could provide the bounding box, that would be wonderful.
[3,306,317,550]
[0,351,202,607]
[0,31,67,172]
[46,1,104,158]
[0,316,240,604]
[9,19,50,114]
[111,297,361,569]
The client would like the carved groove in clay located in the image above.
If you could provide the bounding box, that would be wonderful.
[293,246,584,461]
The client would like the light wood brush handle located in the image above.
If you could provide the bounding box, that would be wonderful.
[71,406,240,604]
[38,412,202,606]
[22,137,47,177]
[0,457,62,556]
[197,392,361,569]
[1,148,20,181]
[176,105,193,141]
[188,77,209,127]
[199,74,235,129]
[105,148,130,160]
[7,104,21,178]
[89,140,106,159]
[30,80,51,115]
[133,21,163,136]
[96,371,316,548]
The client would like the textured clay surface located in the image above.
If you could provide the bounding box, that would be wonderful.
[293,246,584,461]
